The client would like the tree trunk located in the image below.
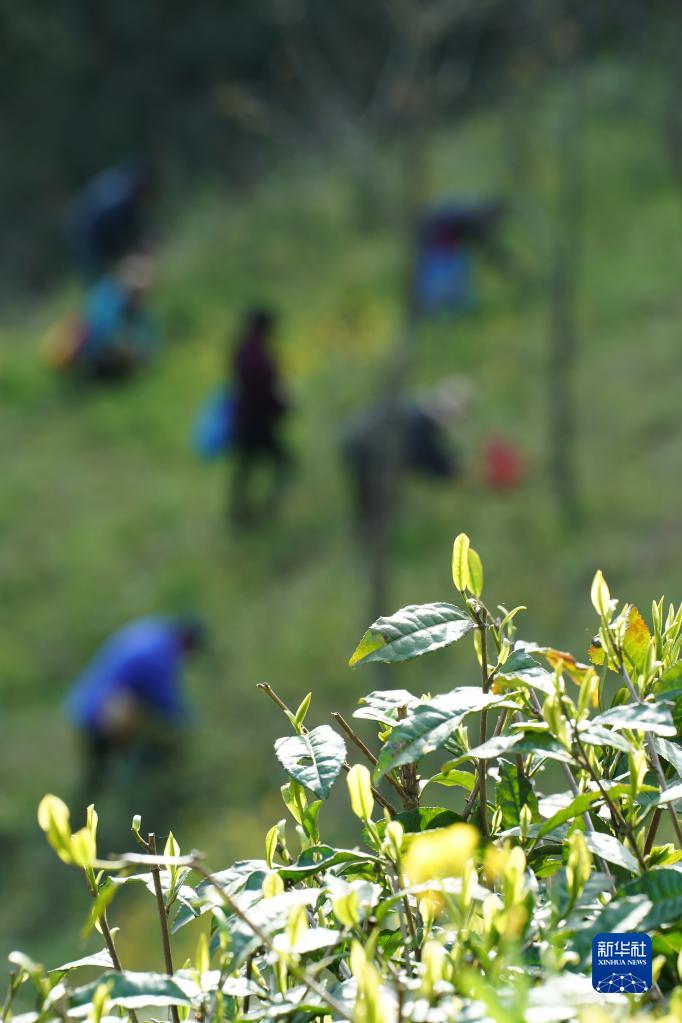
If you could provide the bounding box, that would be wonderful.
[548,67,583,528]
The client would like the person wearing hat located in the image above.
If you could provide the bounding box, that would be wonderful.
[64,615,205,794]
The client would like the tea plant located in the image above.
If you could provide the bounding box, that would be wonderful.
[6,535,682,1023]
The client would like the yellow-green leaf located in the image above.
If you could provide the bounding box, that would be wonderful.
[265,824,279,868]
[86,804,98,843]
[333,890,360,928]
[37,794,74,864]
[591,570,611,618]
[452,533,471,591]
[349,630,387,667]
[467,547,483,597]
[294,692,312,730]
[261,872,284,899]
[347,764,374,821]
[623,605,652,673]
[70,826,96,869]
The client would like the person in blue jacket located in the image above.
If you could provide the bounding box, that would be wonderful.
[74,253,158,380]
[65,616,205,793]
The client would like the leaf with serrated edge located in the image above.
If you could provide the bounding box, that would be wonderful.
[583,832,639,872]
[349,603,474,667]
[274,726,346,799]
[495,649,555,695]
[592,703,675,736]
[354,689,420,725]
[374,689,510,779]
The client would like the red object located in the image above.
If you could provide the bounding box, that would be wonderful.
[484,438,525,490]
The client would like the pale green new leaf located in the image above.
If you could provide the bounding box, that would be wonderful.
[49,950,114,976]
[495,649,555,695]
[452,533,471,591]
[583,832,639,873]
[273,927,341,955]
[467,547,483,597]
[654,783,682,806]
[421,768,476,794]
[354,689,420,725]
[654,736,682,779]
[592,702,675,736]
[578,724,636,754]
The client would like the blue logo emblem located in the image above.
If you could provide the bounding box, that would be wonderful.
[592,933,652,993]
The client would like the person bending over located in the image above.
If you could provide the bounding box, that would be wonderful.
[64,615,205,798]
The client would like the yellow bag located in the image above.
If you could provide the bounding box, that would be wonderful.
[40,314,83,371]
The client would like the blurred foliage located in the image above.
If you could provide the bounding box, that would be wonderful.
[2,0,682,289]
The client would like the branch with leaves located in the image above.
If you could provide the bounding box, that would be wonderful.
[17,535,682,1023]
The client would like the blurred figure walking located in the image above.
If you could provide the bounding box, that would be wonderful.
[229,308,290,523]
[65,616,205,797]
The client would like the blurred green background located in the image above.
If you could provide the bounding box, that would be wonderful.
[1,0,682,976]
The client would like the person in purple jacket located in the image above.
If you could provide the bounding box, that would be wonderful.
[65,616,205,792]
[229,308,291,523]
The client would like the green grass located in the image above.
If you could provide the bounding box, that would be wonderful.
[1,60,681,967]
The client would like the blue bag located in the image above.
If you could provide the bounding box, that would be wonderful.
[416,246,474,313]
[193,388,234,459]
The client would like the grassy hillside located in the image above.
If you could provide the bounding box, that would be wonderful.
[1,61,681,967]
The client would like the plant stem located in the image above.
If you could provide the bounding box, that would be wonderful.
[257,682,295,720]
[396,705,420,810]
[526,689,615,889]
[386,865,418,967]
[148,834,179,1023]
[644,808,662,856]
[617,660,682,850]
[561,762,615,891]
[84,876,140,1023]
[647,740,682,848]
[474,616,491,838]
[332,711,411,806]
[258,682,396,814]
[396,982,405,1023]
[573,731,647,872]
[191,862,348,1019]
[243,955,254,1016]
[1,972,18,1023]
[462,708,510,822]
[394,864,419,959]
